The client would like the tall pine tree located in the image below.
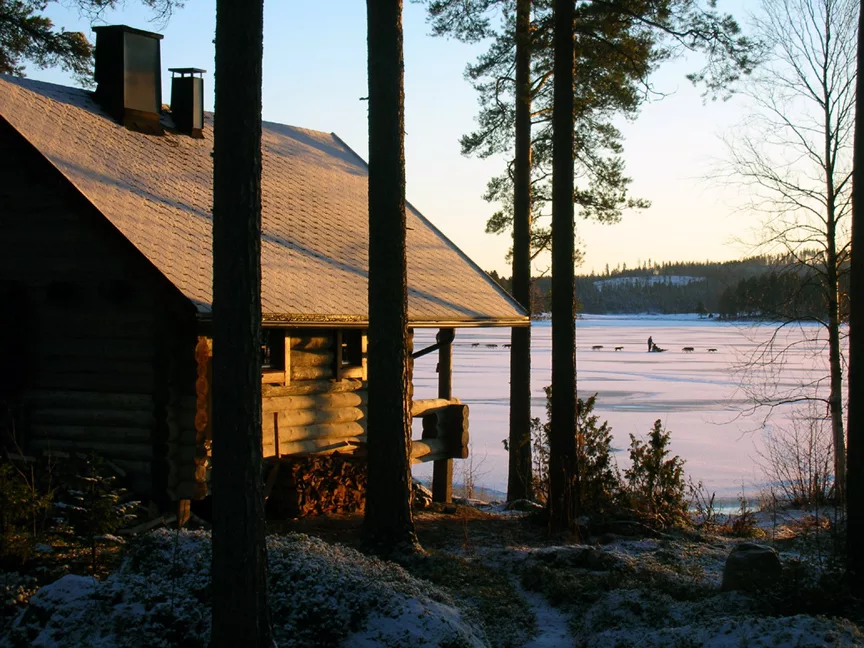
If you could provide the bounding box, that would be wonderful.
[424,0,756,498]
[846,0,864,597]
[508,0,534,502]
[548,0,578,532]
[362,0,420,553]
[210,0,272,645]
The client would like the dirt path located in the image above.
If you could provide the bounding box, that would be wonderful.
[514,582,573,648]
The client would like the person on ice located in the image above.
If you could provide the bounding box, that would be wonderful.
[647,336,653,352]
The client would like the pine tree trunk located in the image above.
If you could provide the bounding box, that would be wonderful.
[362,0,418,553]
[846,0,864,597]
[210,1,272,646]
[507,0,534,503]
[548,0,577,532]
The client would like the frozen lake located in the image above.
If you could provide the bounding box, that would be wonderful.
[411,315,837,499]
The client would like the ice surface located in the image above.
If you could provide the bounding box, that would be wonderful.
[412,316,841,498]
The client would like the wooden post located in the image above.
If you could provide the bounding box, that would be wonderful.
[283,334,291,386]
[334,330,344,381]
[177,499,191,528]
[432,328,454,502]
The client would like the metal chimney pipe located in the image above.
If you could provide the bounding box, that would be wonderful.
[169,68,206,138]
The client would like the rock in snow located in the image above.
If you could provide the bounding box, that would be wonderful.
[721,542,782,592]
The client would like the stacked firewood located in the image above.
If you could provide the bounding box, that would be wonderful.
[269,455,367,517]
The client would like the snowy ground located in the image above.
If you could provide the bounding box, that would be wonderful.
[1,530,487,648]
[412,317,842,499]
[3,507,860,648]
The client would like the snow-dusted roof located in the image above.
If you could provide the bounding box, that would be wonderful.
[0,75,527,327]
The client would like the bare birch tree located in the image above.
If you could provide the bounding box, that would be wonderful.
[723,0,856,501]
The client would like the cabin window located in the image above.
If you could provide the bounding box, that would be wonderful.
[261,329,288,385]
[334,330,367,381]
[261,330,286,370]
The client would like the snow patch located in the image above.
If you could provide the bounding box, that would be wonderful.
[344,596,486,648]
[514,581,572,648]
[4,530,486,648]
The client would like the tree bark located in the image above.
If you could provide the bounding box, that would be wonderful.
[210,1,271,646]
[548,0,577,532]
[507,0,534,503]
[825,234,846,502]
[362,0,419,553]
[846,0,864,596]
[823,84,846,503]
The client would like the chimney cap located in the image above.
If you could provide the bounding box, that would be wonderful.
[169,67,207,76]
[93,24,164,40]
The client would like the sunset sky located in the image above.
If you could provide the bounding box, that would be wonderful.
[34,0,759,276]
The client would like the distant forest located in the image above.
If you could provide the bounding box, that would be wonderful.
[488,255,849,319]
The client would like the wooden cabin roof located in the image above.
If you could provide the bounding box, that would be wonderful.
[0,75,528,328]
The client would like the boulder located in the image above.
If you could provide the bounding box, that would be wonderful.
[721,542,782,592]
[506,499,544,512]
[412,480,433,510]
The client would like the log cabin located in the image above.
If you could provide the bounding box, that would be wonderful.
[0,25,528,511]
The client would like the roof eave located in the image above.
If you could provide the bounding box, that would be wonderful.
[196,311,530,329]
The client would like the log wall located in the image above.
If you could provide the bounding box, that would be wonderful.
[260,330,368,459]
[0,120,195,500]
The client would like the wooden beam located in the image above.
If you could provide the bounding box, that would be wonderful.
[410,438,449,463]
[292,349,336,367]
[340,366,365,380]
[410,398,460,418]
[22,390,152,410]
[261,419,366,443]
[29,424,151,442]
[289,335,334,350]
[262,379,363,397]
[30,408,156,428]
[432,327,455,503]
[28,438,153,460]
[265,406,365,428]
[289,365,335,381]
[262,368,287,385]
[262,436,365,458]
[262,391,366,412]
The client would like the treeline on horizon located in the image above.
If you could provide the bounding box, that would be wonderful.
[488,254,849,319]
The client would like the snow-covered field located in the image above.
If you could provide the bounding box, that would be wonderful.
[412,316,839,498]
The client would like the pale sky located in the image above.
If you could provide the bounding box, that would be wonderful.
[34,0,757,276]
